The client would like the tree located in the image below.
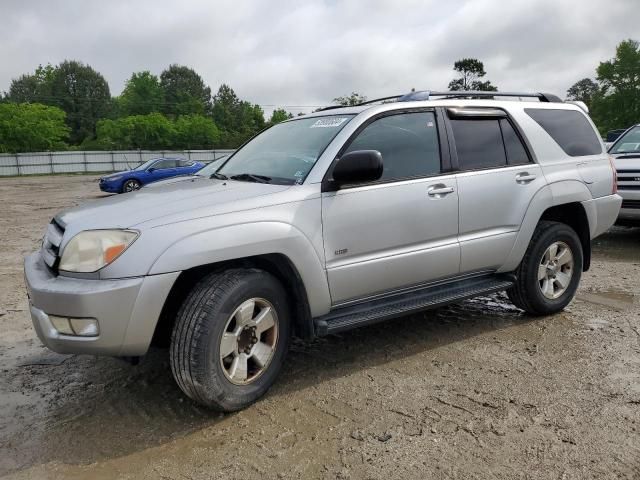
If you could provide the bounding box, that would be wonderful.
[448,58,497,91]
[118,71,163,116]
[7,64,55,103]
[160,65,212,117]
[566,78,599,107]
[212,84,266,147]
[590,39,640,133]
[333,92,367,106]
[48,60,112,144]
[268,108,293,125]
[175,114,220,149]
[0,103,69,153]
[96,113,175,150]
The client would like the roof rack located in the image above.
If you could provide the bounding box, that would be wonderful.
[317,90,562,111]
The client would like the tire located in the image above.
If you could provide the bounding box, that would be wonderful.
[121,179,141,193]
[507,221,583,316]
[170,269,291,411]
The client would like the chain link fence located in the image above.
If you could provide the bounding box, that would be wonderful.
[0,150,235,176]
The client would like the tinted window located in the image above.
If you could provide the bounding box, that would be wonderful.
[500,119,530,165]
[451,119,506,169]
[155,159,177,169]
[177,160,195,167]
[610,126,640,154]
[344,112,441,181]
[526,108,602,156]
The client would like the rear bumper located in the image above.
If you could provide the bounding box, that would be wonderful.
[24,252,179,356]
[582,194,622,238]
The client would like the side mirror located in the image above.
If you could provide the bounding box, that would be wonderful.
[147,168,156,173]
[332,150,383,186]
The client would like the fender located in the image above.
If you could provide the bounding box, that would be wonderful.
[498,180,592,273]
[148,221,332,317]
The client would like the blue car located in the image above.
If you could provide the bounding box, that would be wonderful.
[99,158,205,193]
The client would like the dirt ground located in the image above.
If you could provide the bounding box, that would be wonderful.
[0,174,639,480]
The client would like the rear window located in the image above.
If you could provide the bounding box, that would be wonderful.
[525,108,602,156]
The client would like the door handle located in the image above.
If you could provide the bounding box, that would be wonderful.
[427,185,455,197]
[515,172,537,184]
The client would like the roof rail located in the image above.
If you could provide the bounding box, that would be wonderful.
[317,90,562,111]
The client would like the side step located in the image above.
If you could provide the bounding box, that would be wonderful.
[314,274,515,336]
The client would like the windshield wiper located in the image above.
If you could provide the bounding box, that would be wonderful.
[229,173,272,184]
[210,172,228,180]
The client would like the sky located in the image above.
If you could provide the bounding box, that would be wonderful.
[1,0,637,115]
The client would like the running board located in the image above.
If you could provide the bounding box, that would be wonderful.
[314,274,515,336]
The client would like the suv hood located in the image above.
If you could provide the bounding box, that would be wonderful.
[58,177,290,230]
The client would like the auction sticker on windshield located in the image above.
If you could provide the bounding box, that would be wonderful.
[310,117,350,128]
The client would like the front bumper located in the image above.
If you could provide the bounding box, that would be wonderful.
[24,252,179,356]
[99,181,121,193]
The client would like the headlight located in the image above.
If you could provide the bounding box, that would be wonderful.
[59,230,139,273]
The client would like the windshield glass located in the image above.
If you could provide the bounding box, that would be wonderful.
[133,159,158,171]
[196,157,227,176]
[611,126,640,154]
[218,115,355,184]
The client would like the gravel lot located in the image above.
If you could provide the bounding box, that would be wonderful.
[0,174,639,479]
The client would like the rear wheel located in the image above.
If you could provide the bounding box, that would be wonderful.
[170,269,290,411]
[122,179,141,193]
[507,221,583,315]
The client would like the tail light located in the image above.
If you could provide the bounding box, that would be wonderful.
[608,155,618,194]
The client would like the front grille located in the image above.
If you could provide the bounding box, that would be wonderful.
[41,218,65,272]
[621,200,640,209]
[616,169,640,190]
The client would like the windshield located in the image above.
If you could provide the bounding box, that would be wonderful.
[610,126,640,154]
[196,157,227,176]
[133,158,158,171]
[218,115,355,184]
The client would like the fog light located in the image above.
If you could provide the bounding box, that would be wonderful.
[50,315,74,335]
[69,318,99,337]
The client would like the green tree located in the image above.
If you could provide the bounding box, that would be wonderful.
[175,114,220,149]
[160,65,212,117]
[333,92,367,106]
[212,84,266,147]
[448,58,497,91]
[48,60,112,144]
[96,113,175,150]
[590,39,640,133]
[268,108,293,125]
[7,63,55,103]
[566,78,599,108]
[118,71,163,116]
[0,103,69,153]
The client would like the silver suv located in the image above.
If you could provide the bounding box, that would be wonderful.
[24,90,621,411]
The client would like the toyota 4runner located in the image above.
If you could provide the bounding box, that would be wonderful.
[24,90,621,411]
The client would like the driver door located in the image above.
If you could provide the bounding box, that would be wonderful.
[321,110,460,305]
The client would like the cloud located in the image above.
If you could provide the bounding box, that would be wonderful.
[0,0,637,114]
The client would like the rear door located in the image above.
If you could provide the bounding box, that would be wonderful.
[447,108,546,273]
[321,109,460,304]
[152,159,179,180]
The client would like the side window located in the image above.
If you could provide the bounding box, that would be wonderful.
[343,111,441,181]
[525,108,602,156]
[450,119,507,170]
[177,160,193,167]
[500,119,530,165]
[155,159,176,169]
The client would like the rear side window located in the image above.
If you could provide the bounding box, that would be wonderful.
[500,119,530,165]
[525,108,602,156]
[344,111,441,181]
[450,119,507,169]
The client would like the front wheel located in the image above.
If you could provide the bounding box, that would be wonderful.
[122,179,141,193]
[507,221,583,315]
[170,269,290,411]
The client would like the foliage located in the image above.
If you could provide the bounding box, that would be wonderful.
[0,103,69,153]
[333,92,367,106]
[589,39,640,133]
[268,108,294,125]
[160,65,212,117]
[118,71,163,116]
[175,114,221,149]
[212,84,266,147]
[566,78,599,107]
[448,58,497,91]
[7,64,55,103]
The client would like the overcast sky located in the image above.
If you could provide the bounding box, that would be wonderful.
[1,0,637,115]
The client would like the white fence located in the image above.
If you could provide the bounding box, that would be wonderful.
[0,150,235,176]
